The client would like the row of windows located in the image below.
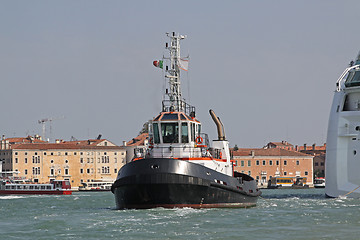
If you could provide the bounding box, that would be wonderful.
[80,167,117,174]
[237,171,309,179]
[33,167,40,175]
[153,121,201,144]
[5,185,52,190]
[13,151,125,156]
[80,157,122,164]
[21,167,117,176]
[237,160,301,167]
[50,168,69,176]
[13,157,124,165]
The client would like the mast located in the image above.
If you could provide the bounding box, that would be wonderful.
[164,32,187,112]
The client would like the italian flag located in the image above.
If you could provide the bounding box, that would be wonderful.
[153,60,163,69]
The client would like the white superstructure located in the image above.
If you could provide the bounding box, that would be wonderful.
[141,32,233,176]
[325,52,360,198]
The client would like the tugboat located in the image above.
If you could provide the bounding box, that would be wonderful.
[111,32,261,209]
[325,51,360,198]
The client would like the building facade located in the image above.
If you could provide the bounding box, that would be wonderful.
[232,148,314,187]
[0,137,126,189]
[297,143,326,178]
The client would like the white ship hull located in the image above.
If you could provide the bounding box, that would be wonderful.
[325,59,360,198]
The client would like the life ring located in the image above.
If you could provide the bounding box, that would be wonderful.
[219,152,222,159]
[149,138,154,148]
[195,136,203,144]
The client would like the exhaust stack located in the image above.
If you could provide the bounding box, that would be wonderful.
[209,109,226,141]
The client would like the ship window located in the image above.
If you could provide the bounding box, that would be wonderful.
[180,114,186,120]
[161,113,179,120]
[181,122,189,143]
[161,123,179,143]
[345,70,360,87]
[191,123,195,141]
[153,123,160,144]
[153,115,161,121]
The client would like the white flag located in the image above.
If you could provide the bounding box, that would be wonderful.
[178,58,189,71]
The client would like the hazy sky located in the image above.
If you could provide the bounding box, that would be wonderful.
[1,1,360,147]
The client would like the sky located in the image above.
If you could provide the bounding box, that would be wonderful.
[1,0,360,148]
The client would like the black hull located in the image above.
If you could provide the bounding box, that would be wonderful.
[111,158,261,209]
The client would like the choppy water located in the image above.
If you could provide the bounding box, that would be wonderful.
[0,188,359,240]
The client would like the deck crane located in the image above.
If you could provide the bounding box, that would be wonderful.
[38,116,65,142]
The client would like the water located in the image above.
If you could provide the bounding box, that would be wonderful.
[0,189,359,240]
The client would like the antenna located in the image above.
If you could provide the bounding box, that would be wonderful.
[38,116,65,142]
[164,32,187,112]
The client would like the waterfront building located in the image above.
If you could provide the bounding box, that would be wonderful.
[233,147,314,187]
[296,143,326,178]
[267,141,326,178]
[0,136,126,188]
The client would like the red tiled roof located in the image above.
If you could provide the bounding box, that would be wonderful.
[267,141,294,147]
[5,136,45,144]
[127,133,148,146]
[232,148,310,157]
[11,143,124,150]
[298,145,326,151]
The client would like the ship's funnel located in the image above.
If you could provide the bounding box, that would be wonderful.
[209,109,226,141]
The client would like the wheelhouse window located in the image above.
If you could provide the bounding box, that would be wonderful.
[191,123,195,141]
[345,69,360,87]
[161,113,179,120]
[181,122,189,143]
[153,123,160,144]
[161,122,179,143]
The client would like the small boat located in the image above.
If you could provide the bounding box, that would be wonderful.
[314,178,325,188]
[0,179,72,195]
[78,180,113,191]
[325,51,360,198]
[267,177,309,189]
[111,32,261,209]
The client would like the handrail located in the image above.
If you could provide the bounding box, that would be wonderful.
[162,99,196,116]
[336,65,360,92]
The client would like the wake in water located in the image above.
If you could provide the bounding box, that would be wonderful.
[0,195,26,200]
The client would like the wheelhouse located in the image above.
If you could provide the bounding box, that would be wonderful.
[151,112,203,145]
